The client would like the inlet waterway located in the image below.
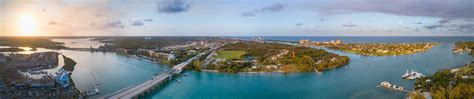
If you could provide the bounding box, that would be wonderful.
[14,37,473,99]
[143,37,474,99]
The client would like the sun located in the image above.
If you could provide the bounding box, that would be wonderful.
[16,14,40,36]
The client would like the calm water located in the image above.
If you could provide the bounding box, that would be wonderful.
[40,37,474,99]
[51,38,104,48]
[47,39,170,98]
[144,36,474,99]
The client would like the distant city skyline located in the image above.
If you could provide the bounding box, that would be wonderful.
[0,0,473,36]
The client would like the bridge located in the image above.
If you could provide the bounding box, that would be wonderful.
[64,48,114,52]
[99,47,216,99]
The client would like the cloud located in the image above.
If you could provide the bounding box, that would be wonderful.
[131,21,144,26]
[129,19,154,26]
[241,3,284,17]
[341,24,356,27]
[413,27,421,32]
[413,22,422,24]
[341,23,357,27]
[450,24,474,33]
[319,18,328,22]
[156,0,191,14]
[438,18,451,24]
[319,0,474,19]
[424,25,443,30]
[296,23,303,26]
[48,21,57,25]
[143,19,153,22]
[104,21,125,29]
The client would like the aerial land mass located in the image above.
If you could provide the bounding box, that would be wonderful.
[299,39,437,56]
[411,61,474,99]
[0,37,66,49]
[200,42,350,73]
[453,41,474,55]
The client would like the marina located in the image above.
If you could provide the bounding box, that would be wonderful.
[376,81,409,93]
[401,69,425,80]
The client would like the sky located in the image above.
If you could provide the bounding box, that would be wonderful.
[0,0,473,36]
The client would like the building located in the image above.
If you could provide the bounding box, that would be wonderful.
[54,69,70,88]
[151,52,176,61]
[299,39,311,45]
[335,40,342,45]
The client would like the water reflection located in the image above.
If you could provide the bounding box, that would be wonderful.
[51,38,104,48]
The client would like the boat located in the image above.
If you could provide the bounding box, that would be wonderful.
[91,72,101,85]
[402,69,425,80]
[402,70,410,78]
[377,81,409,93]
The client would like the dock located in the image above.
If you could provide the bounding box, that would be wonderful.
[376,81,410,93]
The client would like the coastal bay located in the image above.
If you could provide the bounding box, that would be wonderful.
[1,37,473,99]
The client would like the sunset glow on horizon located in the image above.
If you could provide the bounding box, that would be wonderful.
[0,0,473,36]
[16,13,41,36]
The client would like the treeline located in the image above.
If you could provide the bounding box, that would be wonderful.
[95,37,222,49]
[0,48,25,52]
[214,42,350,73]
[414,63,474,99]
[0,37,66,49]
[62,55,77,72]
[278,46,350,72]
[454,41,474,55]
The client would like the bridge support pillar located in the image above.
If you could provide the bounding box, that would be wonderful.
[169,74,173,81]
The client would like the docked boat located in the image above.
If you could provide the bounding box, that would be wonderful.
[402,69,424,80]
[377,81,407,93]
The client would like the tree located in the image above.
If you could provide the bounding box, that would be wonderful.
[431,86,446,99]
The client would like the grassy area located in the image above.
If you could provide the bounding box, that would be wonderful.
[214,50,247,60]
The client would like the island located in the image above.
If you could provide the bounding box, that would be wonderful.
[0,37,66,49]
[453,41,474,55]
[409,61,474,99]
[197,42,350,73]
[0,48,25,52]
[299,39,437,56]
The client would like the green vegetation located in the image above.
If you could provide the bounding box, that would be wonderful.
[414,63,474,99]
[453,41,474,55]
[171,49,199,65]
[0,48,24,52]
[0,37,66,49]
[62,55,77,72]
[185,60,202,71]
[95,37,221,49]
[408,92,426,99]
[326,43,437,56]
[205,42,350,73]
[214,51,247,60]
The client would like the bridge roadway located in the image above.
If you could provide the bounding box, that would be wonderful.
[100,51,208,99]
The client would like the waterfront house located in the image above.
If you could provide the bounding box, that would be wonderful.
[54,69,69,88]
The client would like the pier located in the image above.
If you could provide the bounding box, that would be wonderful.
[376,81,410,93]
[99,51,208,99]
